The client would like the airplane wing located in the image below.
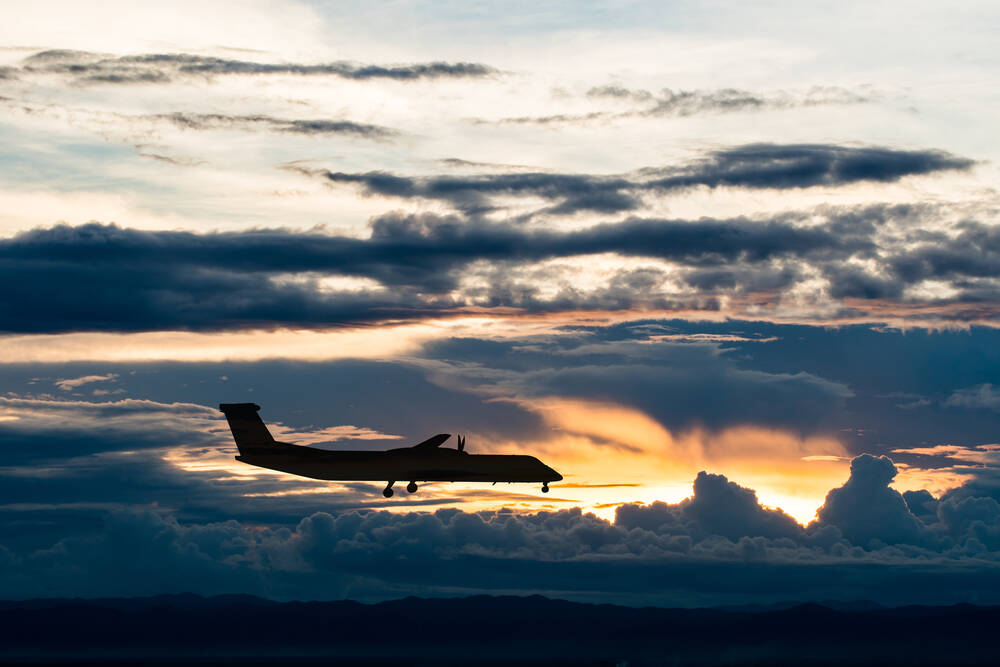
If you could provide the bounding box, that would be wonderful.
[411,433,451,449]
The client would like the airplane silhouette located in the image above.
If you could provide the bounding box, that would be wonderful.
[220,403,562,496]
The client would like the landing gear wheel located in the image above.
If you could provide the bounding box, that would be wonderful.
[407,481,418,493]
[383,481,395,498]
[541,483,549,493]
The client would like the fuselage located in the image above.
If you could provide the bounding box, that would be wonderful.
[236,442,562,484]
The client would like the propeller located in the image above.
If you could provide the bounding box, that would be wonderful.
[458,435,466,452]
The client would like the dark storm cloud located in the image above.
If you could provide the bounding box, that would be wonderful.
[360,208,871,267]
[314,145,972,214]
[0,215,874,332]
[1,202,993,335]
[681,264,802,292]
[0,222,458,332]
[822,264,904,300]
[890,221,1000,284]
[645,144,974,191]
[315,169,641,214]
[19,50,497,84]
[5,454,1000,604]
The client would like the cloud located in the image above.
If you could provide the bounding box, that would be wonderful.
[495,85,873,125]
[18,50,497,85]
[5,456,1000,604]
[54,373,118,391]
[815,454,924,547]
[0,99,399,142]
[154,112,397,139]
[311,144,972,214]
[616,471,803,541]
[0,395,225,464]
[314,169,640,215]
[268,424,403,445]
[1,353,998,601]
[0,215,873,333]
[481,353,854,435]
[641,86,871,116]
[889,221,1000,285]
[136,152,206,167]
[945,384,1000,410]
[2,200,994,334]
[823,264,904,300]
[644,144,973,191]
[0,392,492,559]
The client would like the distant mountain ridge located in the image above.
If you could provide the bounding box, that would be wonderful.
[1,594,996,665]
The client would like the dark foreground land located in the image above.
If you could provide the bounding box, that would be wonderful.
[0,594,996,665]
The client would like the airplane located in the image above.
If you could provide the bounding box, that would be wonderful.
[219,403,562,497]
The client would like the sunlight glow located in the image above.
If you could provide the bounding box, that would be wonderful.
[157,396,858,526]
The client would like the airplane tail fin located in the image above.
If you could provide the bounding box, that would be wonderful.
[219,403,277,456]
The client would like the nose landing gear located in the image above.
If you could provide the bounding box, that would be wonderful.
[407,481,418,493]
[541,483,549,493]
[383,481,395,498]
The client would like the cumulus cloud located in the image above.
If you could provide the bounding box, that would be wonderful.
[4,455,1000,604]
[815,454,924,546]
[616,471,803,541]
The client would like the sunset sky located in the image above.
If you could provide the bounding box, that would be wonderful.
[3,1,1000,606]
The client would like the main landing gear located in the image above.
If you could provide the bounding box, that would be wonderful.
[541,483,549,493]
[407,481,418,493]
[383,481,394,498]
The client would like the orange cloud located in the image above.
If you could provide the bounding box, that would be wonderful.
[487,397,852,523]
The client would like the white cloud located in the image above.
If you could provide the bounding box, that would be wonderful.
[54,373,118,391]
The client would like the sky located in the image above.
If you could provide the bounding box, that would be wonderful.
[2,0,1000,606]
